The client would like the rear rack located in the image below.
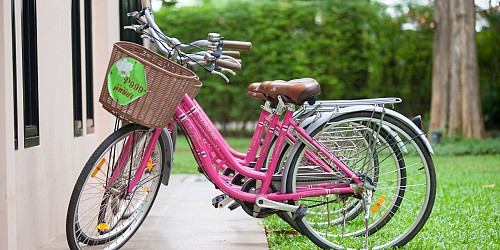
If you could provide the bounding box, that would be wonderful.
[294,97,402,119]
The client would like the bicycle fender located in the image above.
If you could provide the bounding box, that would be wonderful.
[160,128,174,186]
[298,114,318,128]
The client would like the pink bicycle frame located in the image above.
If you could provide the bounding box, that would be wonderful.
[173,94,361,202]
[191,99,334,174]
[107,94,362,203]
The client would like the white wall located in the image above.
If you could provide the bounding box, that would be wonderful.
[0,0,14,248]
[0,0,120,249]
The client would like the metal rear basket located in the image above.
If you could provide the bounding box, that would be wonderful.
[99,41,202,128]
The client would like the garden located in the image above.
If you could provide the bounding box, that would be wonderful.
[150,0,500,248]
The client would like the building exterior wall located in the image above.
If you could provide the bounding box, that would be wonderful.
[0,0,121,249]
[0,1,13,248]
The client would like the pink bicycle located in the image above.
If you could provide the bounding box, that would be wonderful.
[66,4,436,250]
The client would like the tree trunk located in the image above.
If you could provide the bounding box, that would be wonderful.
[429,0,451,136]
[429,0,486,138]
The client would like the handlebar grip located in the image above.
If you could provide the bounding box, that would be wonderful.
[221,40,252,51]
[221,51,241,59]
[216,59,242,71]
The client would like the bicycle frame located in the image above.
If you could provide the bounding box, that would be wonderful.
[212,96,361,191]
[191,99,339,175]
[106,93,366,210]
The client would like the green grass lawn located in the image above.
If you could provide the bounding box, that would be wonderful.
[263,155,500,249]
[171,135,500,249]
[171,135,250,174]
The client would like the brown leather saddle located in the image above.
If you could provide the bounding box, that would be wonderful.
[247,78,321,105]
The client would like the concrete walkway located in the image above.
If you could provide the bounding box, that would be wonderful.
[41,175,269,250]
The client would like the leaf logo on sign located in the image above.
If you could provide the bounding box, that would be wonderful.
[107,57,147,105]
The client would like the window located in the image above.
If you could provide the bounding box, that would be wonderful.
[72,0,83,137]
[12,0,19,149]
[119,0,143,44]
[72,0,94,136]
[22,0,40,148]
[84,0,94,134]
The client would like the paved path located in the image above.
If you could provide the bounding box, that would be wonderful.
[41,175,269,250]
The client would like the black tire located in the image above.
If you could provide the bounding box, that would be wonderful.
[285,111,436,249]
[66,124,165,249]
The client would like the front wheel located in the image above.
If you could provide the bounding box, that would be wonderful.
[66,124,165,249]
[285,111,436,249]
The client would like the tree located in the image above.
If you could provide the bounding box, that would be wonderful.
[429,0,486,138]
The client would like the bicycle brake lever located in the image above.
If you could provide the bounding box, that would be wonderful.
[123,25,138,30]
[211,71,230,83]
[124,23,149,34]
[127,11,140,18]
[127,10,147,24]
[221,68,236,76]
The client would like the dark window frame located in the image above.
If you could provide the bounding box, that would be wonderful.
[72,0,83,137]
[21,0,40,148]
[84,0,94,134]
[73,0,95,136]
[12,0,19,149]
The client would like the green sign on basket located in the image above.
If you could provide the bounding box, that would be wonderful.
[107,57,147,105]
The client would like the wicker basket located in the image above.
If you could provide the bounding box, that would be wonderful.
[99,42,201,128]
[188,78,203,98]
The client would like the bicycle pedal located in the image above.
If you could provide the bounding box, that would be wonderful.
[293,204,308,221]
[212,194,233,209]
[228,201,241,211]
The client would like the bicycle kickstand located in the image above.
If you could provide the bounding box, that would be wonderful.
[362,189,373,249]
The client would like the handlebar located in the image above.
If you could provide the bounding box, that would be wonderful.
[221,51,241,59]
[220,40,252,51]
[216,59,242,72]
[129,5,251,81]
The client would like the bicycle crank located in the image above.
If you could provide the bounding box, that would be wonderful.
[238,179,278,218]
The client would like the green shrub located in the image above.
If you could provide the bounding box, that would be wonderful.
[154,1,434,126]
[153,0,498,132]
[433,137,500,156]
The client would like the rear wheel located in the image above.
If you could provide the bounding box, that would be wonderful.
[66,124,165,249]
[274,125,379,234]
[273,117,380,234]
[285,112,436,249]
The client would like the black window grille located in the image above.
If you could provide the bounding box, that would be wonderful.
[72,0,95,136]
[12,0,19,149]
[72,0,83,137]
[84,0,94,134]
[21,0,40,148]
